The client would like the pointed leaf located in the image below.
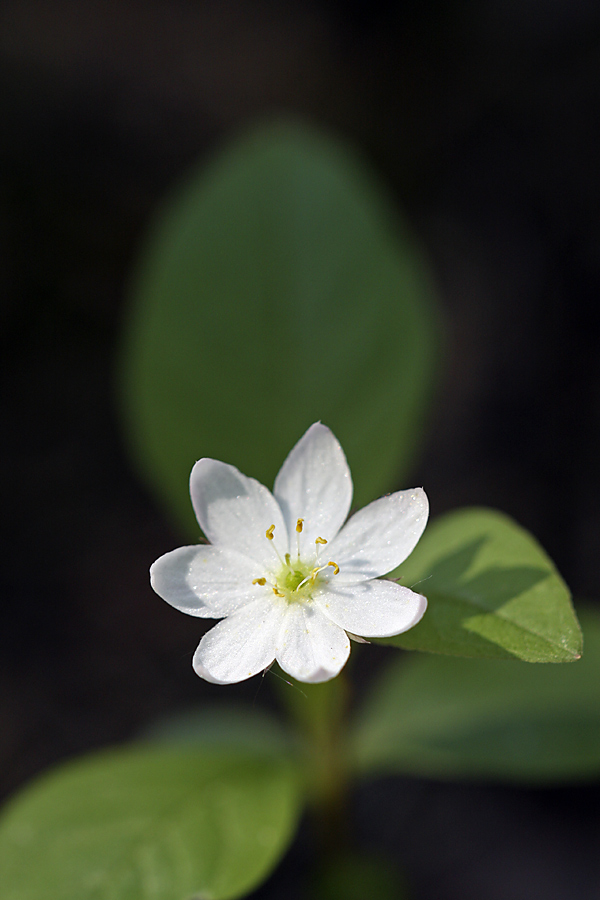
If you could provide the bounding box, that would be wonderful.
[383,507,581,662]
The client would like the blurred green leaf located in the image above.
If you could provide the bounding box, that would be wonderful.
[0,746,301,900]
[118,120,439,535]
[383,507,581,662]
[353,607,600,784]
[142,703,297,758]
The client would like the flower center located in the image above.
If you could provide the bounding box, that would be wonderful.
[284,568,307,592]
[251,520,340,603]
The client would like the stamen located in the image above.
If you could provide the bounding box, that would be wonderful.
[265,522,286,565]
[295,569,317,591]
[295,558,341,591]
[313,535,329,565]
[295,518,304,559]
[253,575,286,594]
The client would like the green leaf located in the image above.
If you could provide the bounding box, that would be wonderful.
[142,703,298,759]
[118,120,439,536]
[352,607,600,784]
[0,745,302,900]
[382,507,581,662]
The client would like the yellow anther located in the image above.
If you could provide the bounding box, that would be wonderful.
[296,518,304,533]
[273,587,285,597]
[252,577,266,586]
[328,561,340,575]
[266,524,275,540]
[315,536,327,545]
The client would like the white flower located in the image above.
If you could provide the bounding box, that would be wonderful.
[150,423,429,684]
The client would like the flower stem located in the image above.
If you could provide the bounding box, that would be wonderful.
[273,668,352,857]
[273,667,409,899]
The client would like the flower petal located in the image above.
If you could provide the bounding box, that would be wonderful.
[150,545,266,618]
[275,603,350,683]
[315,579,427,637]
[190,458,289,564]
[326,488,429,582]
[274,423,352,555]
[192,596,282,683]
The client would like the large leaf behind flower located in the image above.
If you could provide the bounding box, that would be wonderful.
[352,607,600,783]
[383,507,581,662]
[119,121,439,535]
[0,745,301,900]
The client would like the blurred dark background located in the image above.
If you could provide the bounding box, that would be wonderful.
[2,1,600,897]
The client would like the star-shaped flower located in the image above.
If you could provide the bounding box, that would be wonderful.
[150,423,429,684]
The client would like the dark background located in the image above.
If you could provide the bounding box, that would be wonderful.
[2,1,600,897]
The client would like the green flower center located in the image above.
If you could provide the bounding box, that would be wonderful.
[284,568,309,592]
[251,521,340,603]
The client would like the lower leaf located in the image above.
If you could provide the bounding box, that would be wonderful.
[0,745,302,900]
[352,606,600,784]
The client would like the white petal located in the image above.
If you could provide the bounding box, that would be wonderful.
[326,488,429,583]
[190,458,289,564]
[150,545,267,618]
[315,579,427,637]
[275,603,350,683]
[273,423,352,555]
[192,596,282,683]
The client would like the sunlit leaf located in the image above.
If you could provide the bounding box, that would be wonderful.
[383,507,581,662]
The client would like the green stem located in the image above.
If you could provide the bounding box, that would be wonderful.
[273,668,352,856]
[308,681,351,857]
[273,667,408,899]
